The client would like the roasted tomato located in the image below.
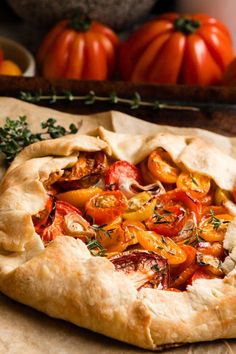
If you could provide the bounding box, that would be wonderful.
[146,205,186,237]
[122,192,156,222]
[136,229,187,265]
[96,220,144,253]
[110,250,169,290]
[85,190,128,225]
[199,212,233,242]
[37,200,94,244]
[146,189,202,240]
[196,241,225,259]
[56,187,103,209]
[147,148,180,183]
[176,171,211,200]
[105,160,142,190]
[187,268,216,286]
[56,152,108,190]
[32,196,54,231]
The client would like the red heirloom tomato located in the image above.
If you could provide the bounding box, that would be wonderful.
[119,12,234,85]
[105,160,142,190]
[37,14,120,80]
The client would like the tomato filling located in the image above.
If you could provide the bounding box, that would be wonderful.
[32,149,235,291]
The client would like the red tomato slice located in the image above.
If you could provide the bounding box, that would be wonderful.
[37,201,93,244]
[32,196,54,231]
[157,188,202,223]
[187,268,215,286]
[85,190,128,225]
[105,160,142,190]
[146,205,186,237]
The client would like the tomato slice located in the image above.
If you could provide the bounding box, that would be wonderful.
[199,213,233,242]
[56,187,103,209]
[122,192,156,222]
[37,200,94,244]
[187,268,215,286]
[85,190,128,225]
[96,220,144,253]
[110,250,169,290]
[136,229,187,265]
[176,171,211,199]
[32,196,54,231]
[196,241,225,259]
[105,160,142,190]
[147,148,180,183]
[146,205,186,237]
[57,151,108,190]
[146,189,202,240]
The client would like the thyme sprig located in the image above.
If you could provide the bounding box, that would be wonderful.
[153,210,172,225]
[92,224,115,239]
[19,90,200,112]
[0,116,78,163]
[86,237,106,257]
[208,209,230,230]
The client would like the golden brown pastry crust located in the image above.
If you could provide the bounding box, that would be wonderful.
[0,129,236,350]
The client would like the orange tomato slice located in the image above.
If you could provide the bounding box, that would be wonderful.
[85,190,128,225]
[199,213,233,242]
[57,187,103,208]
[147,148,180,183]
[136,229,187,265]
[176,171,211,199]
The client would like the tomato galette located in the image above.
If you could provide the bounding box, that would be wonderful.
[0,127,236,350]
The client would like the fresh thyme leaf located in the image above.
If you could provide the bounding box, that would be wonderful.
[153,211,170,225]
[0,116,79,163]
[208,209,230,230]
[189,173,199,186]
[161,235,167,244]
[151,264,160,272]
[92,224,115,239]
[86,236,106,256]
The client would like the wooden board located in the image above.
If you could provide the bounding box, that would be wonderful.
[0,76,236,136]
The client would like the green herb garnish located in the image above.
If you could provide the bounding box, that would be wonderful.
[0,116,78,163]
[208,209,230,230]
[92,224,115,239]
[86,237,106,257]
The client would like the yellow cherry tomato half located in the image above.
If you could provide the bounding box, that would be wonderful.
[200,213,233,242]
[176,171,211,199]
[0,60,22,76]
[136,229,187,265]
[122,192,156,222]
[56,187,103,209]
[147,148,180,184]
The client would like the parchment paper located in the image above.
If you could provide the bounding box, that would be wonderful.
[0,97,235,354]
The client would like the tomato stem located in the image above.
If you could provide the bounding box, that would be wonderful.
[69,11,91,32]
[174,17,201,35]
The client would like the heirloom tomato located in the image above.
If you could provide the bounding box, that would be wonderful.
[37,15,119,79]
[119,12,234,85]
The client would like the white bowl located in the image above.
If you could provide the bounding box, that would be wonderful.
[0,36,36,76]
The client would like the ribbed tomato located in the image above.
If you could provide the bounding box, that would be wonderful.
[37,15,120,80]
[119,12,234,85]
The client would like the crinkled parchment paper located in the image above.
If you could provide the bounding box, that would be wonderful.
[0,97,235,354]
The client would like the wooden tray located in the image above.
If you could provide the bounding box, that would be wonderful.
[0,76,236,136]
